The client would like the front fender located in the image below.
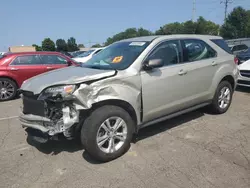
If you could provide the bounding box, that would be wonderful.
[73,82,141,124]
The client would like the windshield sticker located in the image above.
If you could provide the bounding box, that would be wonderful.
[129,42,146,46]
[112,56,123,63]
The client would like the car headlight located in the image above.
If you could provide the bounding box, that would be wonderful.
[38,85,76,100]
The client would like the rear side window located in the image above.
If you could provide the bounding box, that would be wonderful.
[211,39,232,54]
[11,55,42,65]
[40,55,68,64]
[182,39,217,62]
[238,44,248,51]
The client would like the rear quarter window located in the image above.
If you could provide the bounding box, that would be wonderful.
[211,39,232,54]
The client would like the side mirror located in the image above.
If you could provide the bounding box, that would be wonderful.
[143,59,163,70]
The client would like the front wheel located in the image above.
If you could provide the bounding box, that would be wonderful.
[0,78,17,101]
[210,81,233,114]
[81,105,134,162]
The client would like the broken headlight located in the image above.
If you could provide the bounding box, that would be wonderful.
[38,85,76,100]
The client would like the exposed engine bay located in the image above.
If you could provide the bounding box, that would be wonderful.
[20,91,80,140]
[44,99,79,137]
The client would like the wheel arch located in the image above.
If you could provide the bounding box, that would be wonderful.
[77,99,139,134]
[220,75,235,90]
[0,76,18,88]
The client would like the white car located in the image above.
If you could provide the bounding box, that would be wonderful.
[73,48,104,63]
[0,52,6,56]
[238,59,250,87]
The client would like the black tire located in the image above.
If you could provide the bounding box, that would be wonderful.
[210,81,233,114]
[81,105,134,162]
[0,78,17,101]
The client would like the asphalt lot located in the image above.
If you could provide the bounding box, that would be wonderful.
[0,88,250,188]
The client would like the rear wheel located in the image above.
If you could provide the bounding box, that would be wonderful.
[210,81,233,114]
[0,78,17,101]
[81,105,134,162]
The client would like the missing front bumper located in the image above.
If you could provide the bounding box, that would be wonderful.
[20,113,50,133]
[20,104,80,138]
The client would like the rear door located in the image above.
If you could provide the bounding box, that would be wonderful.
[7,55,47,85]
[179,39,218,103]
[40,54,69,71]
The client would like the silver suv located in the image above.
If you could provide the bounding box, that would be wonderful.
[19,35,238,161]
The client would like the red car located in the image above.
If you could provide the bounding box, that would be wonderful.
[0,51,78,101]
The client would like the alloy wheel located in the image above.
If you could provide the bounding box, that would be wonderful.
[218,86,231,109]
[96,117,128,154]
[0,81,15,100]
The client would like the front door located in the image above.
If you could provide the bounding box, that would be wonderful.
[141,40,190,122]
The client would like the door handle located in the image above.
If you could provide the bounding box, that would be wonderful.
[10,67,19,71]
[178,69,187,75]
[212,61,218,66]
[46,67,53,70]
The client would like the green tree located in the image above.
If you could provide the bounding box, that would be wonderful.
[195,17,220,35]
[155,27,165,35]
[182,20,197,34]
[32,44,42,51]
[56,39,67,52]
[155,22,183,35]
[67,37,79,52]
[41,38,55,51]
[91,44,102,48]
[155,17,219,35]
[220,7,250,39]
[105,28,152,45]
[137,27,153,36]
[78,44,85,48]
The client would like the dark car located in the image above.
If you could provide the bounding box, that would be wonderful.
[71,50,88,57]
[0,51,78,101]
[229,44,250,64]
[59,51,74,58]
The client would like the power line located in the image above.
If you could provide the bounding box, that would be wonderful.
[192,0,196,22]
[221,0,233,21]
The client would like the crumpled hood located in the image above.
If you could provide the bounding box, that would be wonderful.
[239,59,250,70]
[20,66,116,94]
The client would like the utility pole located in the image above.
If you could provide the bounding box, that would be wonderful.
[192,0,196,22]
[221,0,232,21]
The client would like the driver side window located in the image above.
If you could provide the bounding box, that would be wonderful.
[147,40,181,66]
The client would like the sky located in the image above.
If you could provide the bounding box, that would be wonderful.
[0,0,250,51]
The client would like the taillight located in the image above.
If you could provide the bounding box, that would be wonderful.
[234,57,239,65]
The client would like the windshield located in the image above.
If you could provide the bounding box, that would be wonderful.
[77,50,94,57]
[82,41,150,70]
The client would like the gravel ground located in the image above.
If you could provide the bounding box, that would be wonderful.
[0,88,250,188]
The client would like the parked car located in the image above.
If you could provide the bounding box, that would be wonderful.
[0,51,78,101]
[19,35,238,162]
[72,48,104,63]
[237,59,250,87]
[59,51,74,58]
[71,50,88,57]
[229,44,250,64]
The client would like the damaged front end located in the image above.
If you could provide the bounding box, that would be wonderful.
[20,85,80,143]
